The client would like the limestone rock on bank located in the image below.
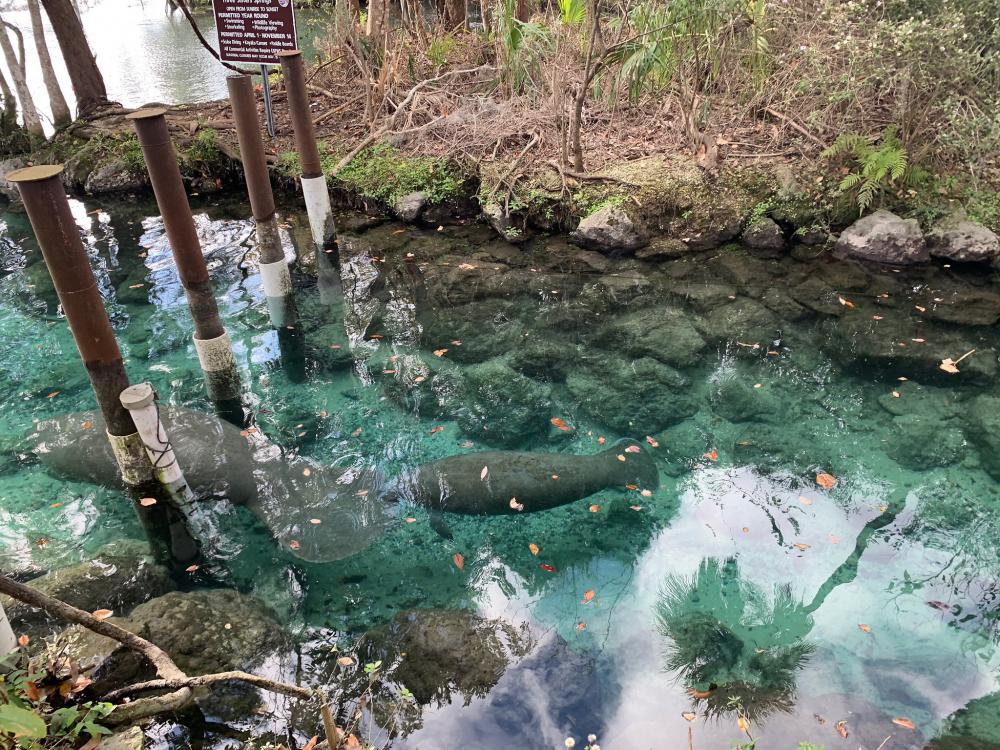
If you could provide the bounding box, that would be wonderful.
[834,210,929,265]
[3,540,174,639]
[0,156,27,201]
[926,212,1000,264]
[741,217,785,254]
[570,205,647,253]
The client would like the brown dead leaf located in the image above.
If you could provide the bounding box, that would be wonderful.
[550,417,572,432]
[838,296,855,309]
[682,712,697,722]
[453,552,465,571]
[92,609,113,621]
[737,716,750,734]
[616,454,626,462]
[835,720,849,738]
[583,589,595,603]
[429,426,445,435]
[575,622,586,631]
[858,623,871,633]
[185,564,199,573]
[433,348,448,357]
[480,465,489,480]
[687,687,715,700]
[793,543,810,551]
[528,542,540,555]
[589,504,601,513]
[303,468,312,476]
[290,540,301,550]
[893,718,916,730]
[17,634,29,647]
[405,517,417,523]
[337,656,354,666]
[310,518,322,525]
[597,436,606,445]
[646,436,659,447]
[625,445,641,453]
[81,420,93,430]
[139,497,157,507]
[816,472,837,489]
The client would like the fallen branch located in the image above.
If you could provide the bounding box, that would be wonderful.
[763,107,827,150]
[0,574,315,727]
[487,131,540,203]
[545,160,640,187]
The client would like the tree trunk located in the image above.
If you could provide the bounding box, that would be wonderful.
[515,0,530,22]
[366,0,385,36]
[39,0,109,117]
[0,65,16,119]
[0,21,44,137]
[443,0,466,28]
[27,0,71,128]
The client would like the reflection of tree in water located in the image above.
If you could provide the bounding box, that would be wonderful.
[656,491,906,724]
[656,557,813,723]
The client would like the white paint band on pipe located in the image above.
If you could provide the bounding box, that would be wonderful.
[194,332,237,374]
[120,383,187,493]
[107,430,154,487]
[260,258,293,299]
[300,175,336,247]
[1,601,16,655]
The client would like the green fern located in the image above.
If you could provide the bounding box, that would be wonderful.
[822,126,910,214]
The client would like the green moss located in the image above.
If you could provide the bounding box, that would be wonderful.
[178,128,226,176]
[274,150,301,179]
[326,142,467,206]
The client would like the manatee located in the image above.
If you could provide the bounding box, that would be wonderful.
[30,407,660,563]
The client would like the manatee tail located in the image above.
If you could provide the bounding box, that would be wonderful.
[606,439,660,490]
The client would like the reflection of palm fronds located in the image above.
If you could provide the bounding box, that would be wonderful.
[655,558,814,722]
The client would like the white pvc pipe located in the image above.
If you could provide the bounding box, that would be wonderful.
[193,332,237,375]
[120,383,188,495]
[300,175,336,248]
[260,259,293,299]
[1,601,16,655]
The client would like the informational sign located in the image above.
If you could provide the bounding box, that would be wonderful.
[212,0,298,66]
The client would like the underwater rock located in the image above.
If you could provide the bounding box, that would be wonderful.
[875,380,962,422]
[926,212,1000,264]
[306,323,356,371]
[337,211,386,233]
[419,298,525,364]
[570,205,647,253]
[710,370,785,423]
[741,217,785,255]
[788,276,851,316]
[567,356,697,434]
[919,288,1000,327]
[661,280,739,313]
[964,396,1000,480]
[381,353,463,418]
[928,691,1000,749]
[636,237,691,259]
[758,287,811,320]
[592,306,706,368]
[833,210,929,265]
[484,202,531,244]
[578,269,656,309]
[886,414,967,469]
[84,159,149,196]
[654,421,713,476]
[694,298,781,349]
[3,540,174,639]
[707,247,788,291]
[393,191,428,222]
[456,359,552,446]
[0,156,27,201]
[508,335,579,381]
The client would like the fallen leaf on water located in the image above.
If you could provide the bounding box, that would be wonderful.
[303,468,312,477]
[641,489,652,497]
[382,369,397,374]
[453,553,465,571]
[829,534,839,544]
[646,436,659,447]
[742,527,750,533]
[303,735,320,750]
[626,483,638,490]
[893,718,916,730]
[589,504,601,513]
[836,720,849,738]
[551,474,559,480]
[509,498,524,511]
[337,657,354,666]
[429,426,444,435]
[310,518,322,525]
[451,340,463,346]
[433,348,448,357]
[575,622,586,631]
[915,305,927,312]
[480,466,489,480]
[17,634,29,647]
[814,714,827,725]
[583,589,595,603]
[550,417,572,432]
[81,420,93,430]
[799,496,813,506]
[912,338,925,343]
[629,505,643,511]
[129,283,145,289]
[879,503,888,512]
[704,450,718,461]
[460,440,475,448]
[737,716,750,734]
[47,391,60,399]
[414,375,426,383]
[858,623,871,633]
[139,497,157,507]
[352,428,362,437]
[793,543,810,551]
[528,543,540,555]
[891,391,901,398]
[927,600,950,611]
[616,454,626,462]
[816,472,837,489]
[35,538,48,548]
[92,609,113,621]
[541,563,556,572]
[625,445,641,454]
[753,383,762,389]
[50,502,63,508]
[682,712,697,722]
[405,517,417,523]
[392,229,406,235]
[597,436,606,445]
[185,564,199,573]
[873,315,884,320]
[898,376,909,381]
[289,540,301,550]
[939,358,960,374]
[838,296,855,309]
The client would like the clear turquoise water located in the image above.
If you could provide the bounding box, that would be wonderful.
[1,194,999,749]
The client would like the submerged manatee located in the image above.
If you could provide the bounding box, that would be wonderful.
[31,407,660,563]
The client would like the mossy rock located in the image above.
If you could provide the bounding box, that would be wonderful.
[885,413,967,470]
[456,359,552,446]
[592,306,706,369]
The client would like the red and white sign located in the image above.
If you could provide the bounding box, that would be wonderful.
[212,0,298,66]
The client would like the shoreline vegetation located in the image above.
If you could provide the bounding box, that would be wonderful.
[0,0,997,254]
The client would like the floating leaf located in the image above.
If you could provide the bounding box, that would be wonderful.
[337,656,354,666]
[626,484,638,490]
[915,305,926,312]
[625,445,641,454]
[872,315,884,320]
[92,609,113,621]
[541,563,556,572]
[816,472,837,489]
[835,720,849,738]
[858,623,871,633]
[799,496,813,506]
[793,543,810,551]
[682,712,697,722]
[629,505,643,511]
[303,468,312,477]
[480,465,489,480]
[550,417,572,432]
[139,497,157,507]
[583,589,595,603]
[646,436,659,448]
[17,634,29,647]
[703,450,718,461]
[838,296,855,309]
[509,498,524,511]
[891,391,901,398]
[687,687,714,700]
[428,426,444,435]
[892,718,916,730]
[640,489,652,497]
[528,543,540,555]
[310,518,322,525]
[551,474,559,480]
[616,454,626,462]
[185,564,199,573]
[433,348,448,357]
[351,428,362,437]
[289,540,301,550]
[912,338,925,343]
[939,358,960,374]
[453,553,465,571]
[575,622,586,631]
[737,716,750,734]
[81,420,93,430]
[405,517,417,523]
[46,391,60,399]
[589,504,601,513]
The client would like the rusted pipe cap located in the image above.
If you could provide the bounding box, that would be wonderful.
[6,165,64,183]
[125,108,168,121]
[276,49,303,58]
[120,382,156,410]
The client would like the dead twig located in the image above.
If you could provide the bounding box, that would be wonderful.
[545,160,641,186]
[487,130,540,203]
[763,107,827,149]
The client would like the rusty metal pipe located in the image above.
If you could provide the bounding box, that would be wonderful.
[126,108,225,342]
[226,74,276,226]
[277,49,322,178]
[7,165,152,486]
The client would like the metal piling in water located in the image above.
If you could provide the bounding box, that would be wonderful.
[125,108,243,413]
[7,165,153,488]
[277,49,337,253]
